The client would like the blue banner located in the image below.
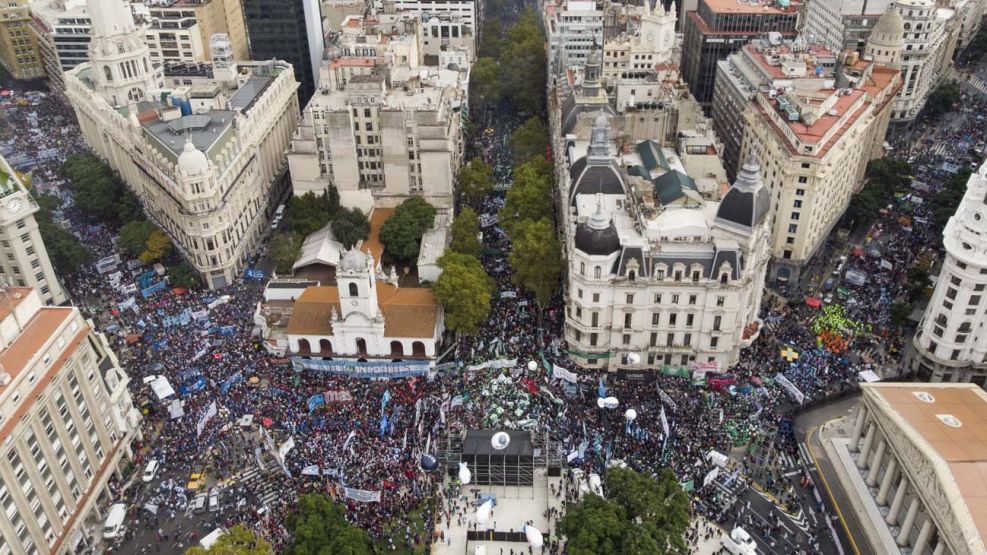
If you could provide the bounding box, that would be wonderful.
[291,358,431,379]
[220,372,243,395]
[219,326,237,336]
[307,393,325,413]
[141,280,167,298]
[179,376,207,396]
[163,308,193,327]
[152,339,169,351]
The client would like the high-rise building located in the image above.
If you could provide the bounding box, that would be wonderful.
[737,52,901,284]
[889,0,955,122]
[0,154,66,305]
[141,0,250,65]
[28,0,91,91]
[545,0,604,77]
[0,0,45,80]
[804,0,892,54]
[680,0,800,107]
[0,286,141,554]
[911,163,987,385]
[560,112,770,371]
[65,0,301,289]
[241,0,325,105]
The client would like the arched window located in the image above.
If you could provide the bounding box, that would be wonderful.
[355,338,368,356]
[720,273,729,284]
[594,266,602,279]
[412,341,427,357]
[390,341,404,357]
[628,270,636,281]
[127,88,143,101]
[297,338,311,353]
[348,283,358,296]
[103,66,112,81]
[319,339,333,354]
[580,262,586,276]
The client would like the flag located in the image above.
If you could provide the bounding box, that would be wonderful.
[381,389,391,411]
[660,406,670,437]
[379,415,388,438]
[597,378,606,398]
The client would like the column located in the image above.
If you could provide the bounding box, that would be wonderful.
[857,423,876,469]
[931,538,946,555]
[849,406,868,452]
[912,518,934,555]
[897,498,920,547]
[876,458,898,505]
[866,440,887,486]
[886,477,908,525]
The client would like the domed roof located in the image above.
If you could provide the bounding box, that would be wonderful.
[574,206,621,256]
[339,247,370,272]
[177,138,209,176]
[715,157,771,232]
[871,7,904,38]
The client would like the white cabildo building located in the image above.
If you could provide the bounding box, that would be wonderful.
[63,0,300,289]
[911,162,987,386]
[562,112,770,371]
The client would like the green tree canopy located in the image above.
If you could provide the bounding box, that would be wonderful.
[449,207,482,257]
[931,169,972,233]
[117,220,156,259]
[379,197,437,261]
[923,80,961,120]
[500,160,553,237]
[139,229,172,263]
[285,494,372,555]
[478,18,504,58]
[33,193,89,275]
[509,117,549,166]
[457,157,495,206]
[890,302,913,328]
[499,8,546,114]
[560,468,691,555]
[508,218,561,307]
[270,232,304,274]
[331,207,370,249]
[470,57,501,113]
[166,261,201,289]
[434,251,493,335]
[186,524,273,555]
[62,153,142,227]
[845,158,912,227]
[285,190,340,237]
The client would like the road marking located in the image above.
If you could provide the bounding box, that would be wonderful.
[807,425,860,555]
[782,469,802,478]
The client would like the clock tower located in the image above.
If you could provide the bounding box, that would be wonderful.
[0,155,67,305]
[85,0,162,106]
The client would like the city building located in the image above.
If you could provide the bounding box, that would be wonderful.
[0,0,45,80]
[737,51,901,284]
[241,0,325,105]
[0,286,141,553]
[560,112,769,370]
[28,0,91,91]
[600,0,677,82]
[65,0,301,289]
[0,154,67,306]
[889,0,956,122]
[545,0,604,77]
[952,0,985,55]
[712,37,838,180]
[141,0,250,65]
[680,0,800,107]
[388,0,479,47]
[288,19,467,212]
[804,0,892,54]
[911,163,987,385]
[828,383,987,555]
[254,246,444,359]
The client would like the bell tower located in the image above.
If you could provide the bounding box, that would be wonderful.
[337,248,381,321]
[85,0,162,107]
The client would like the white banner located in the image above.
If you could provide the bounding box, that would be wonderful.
[467,358,518,372]
[196,401,217,437]
[660,406,670,438]
[450,395,465,408]
[499,291,517,299]
[690,361,721,373]
[278,436,296,462]
[703,467,720,488]
[775,374,805,404]
[343,487,381,503]
[168,400,184,420]
[325,390,353,403]
[656,386,678,412]
[301,465,320,476]
[552,365,578,384]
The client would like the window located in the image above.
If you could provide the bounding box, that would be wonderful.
[951,275,962,286]
[710,336,719,348]
[591,312,599,327]
[649,332,657,347]
[654,294,662,303]
[689,295,697,305]
[580,262,585,275]
[716,296,725,307]
[592,293,600,302]
[947,287,958,300]
[652,313,660,325]
[788,224,798,234]
[348,283,358,296]
[970,295,982,305]
[798,176,808,183]
[674,271,682,282]
[795,189,805,196]
[692,270,701,282]
[666,333,674,347]
[655,269,665,280]
[683,333,692,346]
[622,334,631,345]
[686,314,694,327]
[672,294,679,304]
[625,294,634,304]
[624,313,632,327]
[791,212,800,220]
[594,266,602,279]
[590,333,598,346]
[669,313,677,326]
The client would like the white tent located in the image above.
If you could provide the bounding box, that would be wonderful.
[149,377,176,400]
[199,528,226,550]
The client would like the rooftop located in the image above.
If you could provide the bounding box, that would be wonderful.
[142,111,236,161]
[285,283,439,339]
[0,287,32,323]
[0,307,76,392]
[703,0,800,14]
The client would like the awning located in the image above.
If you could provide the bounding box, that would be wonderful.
[149,377,176,400]
[805,297,822,309]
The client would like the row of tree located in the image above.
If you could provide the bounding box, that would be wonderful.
[270,187,370,274]
[434,208,494,335]
[845,158,913,228]
[470,8,547,115]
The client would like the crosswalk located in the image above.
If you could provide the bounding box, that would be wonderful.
[237,466,291,508]
[968,75,987,96]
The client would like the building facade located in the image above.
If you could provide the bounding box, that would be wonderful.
[888,0,955,122]
[560,112,769,371]
[28,0,91,91]
[65,0,300,289]
[0,154,67,306]
[241,0,325,105]
[737,54,901,284]
[833,383,987,555]
[0,0,44,80]
[804,0,892,53]
[142,0,250,65]
[911,163,987,386]
[0,287,141,554]
[680,0,800,107]
[545,0,604,77]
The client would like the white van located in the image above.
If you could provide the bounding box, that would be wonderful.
[208,490,220,512]
[103,503,127,540]
[725,527,757,555]
[275,204,286,218]
[142,460,159,483]
[191,493,207,514]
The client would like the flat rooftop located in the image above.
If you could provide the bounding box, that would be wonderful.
[0,307,75,390]
[142,111,236,161]
[703,0,800,14]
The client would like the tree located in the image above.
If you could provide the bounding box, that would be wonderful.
[478,18,503,59]
[33,193,89,274]
[931,169,972,233]
[379,197,437,261]
[270,232,304,274]
[509,117,549,166]
[499,160,553,237]
[139,229,172,262]
[906,266,931,302]
[508,218,561,307]
[166,261,200,289]
[62,153,141,227]
[470,57,501,113]
[499,8,546,114]
[285,191,339,237]
[433,252,493,335]
[450,208,482,257]
[559,468,690,555]
[117,220,156,258]
[923,80,961,120]
[186,524,273,555]
[846,158,913,227]
[285,494,372,555]
[890,302,913,328]
[331,207,370,248]
[457,157,495,206]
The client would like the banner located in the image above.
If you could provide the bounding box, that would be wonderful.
[278,437,295,463]
[191,309,209,321]
[690,361,721,374]
[292,358,431,378]
[325,390,353,403]
[552,365,578,384]
[499,291,517,299]
[196,401,217,437]
[775,373,805,404]
[656,386,678,412]
[343,487,381,503]
[466,359,517,372]
[168,400,184,420]
[660,406,670,438]
[163,308,193,328]
[450,394,465,408]
[301,465,320,476]
[179,376,207,396]
[117,297,137,312]
[479,213,498,228]
[141,280,167,298]
[703,467,720,488]
[220,372,243,395]
[307,393,325,413]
